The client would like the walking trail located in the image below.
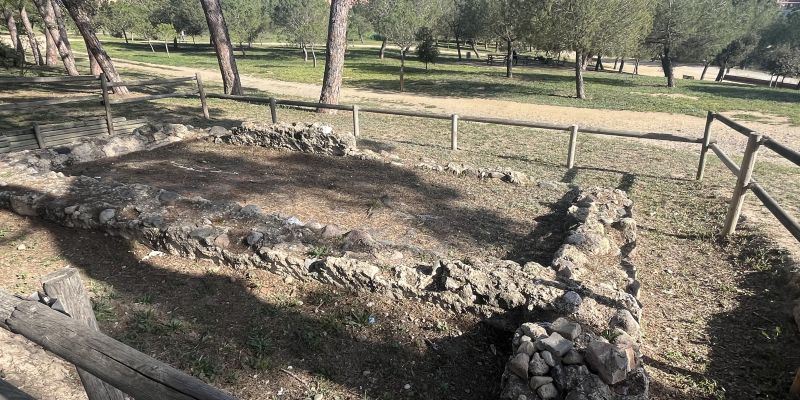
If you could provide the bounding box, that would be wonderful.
[113,59,800,161]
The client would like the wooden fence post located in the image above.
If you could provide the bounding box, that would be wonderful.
[269,98,278,124]
[41,268,128,400]
[32,123,44,149]
[195,73,209,120]
[99,74,114,135]
[722,133,762,236]
[696,111,715,180]
[451,114,458,151]
[567,125,578,169]
[352,105,360,137]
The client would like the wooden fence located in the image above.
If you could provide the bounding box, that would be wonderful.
[0,268,238,400]
[206,93,800,243]
[0,73,209,153]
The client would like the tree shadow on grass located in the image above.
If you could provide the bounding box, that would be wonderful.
[685,82,800,103]
[2,206,507,400]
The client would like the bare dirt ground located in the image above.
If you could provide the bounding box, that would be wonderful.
[0,210,505,400]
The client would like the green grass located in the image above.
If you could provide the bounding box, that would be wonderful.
[60,35,800,125]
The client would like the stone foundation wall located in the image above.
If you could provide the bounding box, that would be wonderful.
[213,122,356,156]
[0,121,647,399]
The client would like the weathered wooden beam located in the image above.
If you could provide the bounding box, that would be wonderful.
[696,111,715,181]
[0,75,98,84]
[196,73,209,120]
[450,114,458,151]
[567,125,578,169]
[0,95,100,111]
[0,289,238,400]
[0,378,35,400]
[108,92,196,105]
[42,268,129,400]
[108,77,196,88]
[722,134,762,236]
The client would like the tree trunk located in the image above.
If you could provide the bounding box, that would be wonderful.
[495,41,498,52]
[43,27,57,65]
[311,46,317,68]
[618,58,625,73]
[660,48,675,88]
[19,6,44,66]
[60,0,128,93]
[379,37,387,59]
[700,61,710,80]
[164,40,170,57]
[399,48,405,92]
[318,0,354,111]
[199,0,242,95]
[4,9,18,52]
[595,55,603,71]
[302,45,308,61]
[715,62,727,82]
[31,0,79,75]
[456,37,462,60]
[613,57,618,70]
[505,39,513,78]
[795,80,799,90]
[575,49,585,99]
[122,29,129,44]
[88,50,101,75]
[634,58,639,75]
[471,41,481,59]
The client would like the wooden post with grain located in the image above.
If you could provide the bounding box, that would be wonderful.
[451,114,459,151]
[722,133,762,236]
[696,111,715,181]
[196,73,210,120]
[41,268,128,400]
[269,98,278,124]
[32,123,44,149]
[99,74,114,135]
[567,125,578,169]
[352,105,360,137]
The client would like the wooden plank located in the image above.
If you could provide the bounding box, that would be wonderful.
[696,112,715,181]
[749,182,800,242]
[0,378,36,400]
[762,136,800,167]
[42,125,110,137]
[108,92,196,105]
[38,118,126,131]
[0,290,239,400]
[0,129,35,138]
[352,105,360,137]
[42,269,128,400]
[0,290,24,330]
[450,114,458,151]
[196,73,209,120]
[44,130,109,143]
[7,138,38,147]
[714,113,755,137]
[109,76,196,88]
[33,124,44,149]
[567,125,578,169]
[0,75,98,84]
[0,95,100,112]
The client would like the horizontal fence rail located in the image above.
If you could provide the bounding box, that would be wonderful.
[701,111,800,242]
[0,75,99,85]
[0,95,100,112]
[108,76,197,88]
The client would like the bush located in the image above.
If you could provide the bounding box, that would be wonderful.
[415,28,439,70]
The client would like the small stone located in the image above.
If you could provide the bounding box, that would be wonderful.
[306,221,325,231]
[16,244,26,251]
[240,204,263,218]
[529,376,553,390]
[551,317,582,340]
[362,370,371,376]
[528,352,549,376]
[585,340,630,385]
[246,231,264,246]
[320,224,344,239]
[509,353,530,379]
[562,349,584,365]
[403,384,411,390]
[541,351,556,367]
[516,341,536,356]
[343,230,377,250]
[559,291,583,313]
[158,190,180,205]
[213,234,230,248]
[98,209,116,224]
[537,383,558,400]
[520,323,548,339]
[313,394,323,400]
[609,309,640,339]
[539,332,573,357]
[64,205,78,215]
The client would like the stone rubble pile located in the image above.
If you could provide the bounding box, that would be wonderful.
[415,160,533,185]
[501,316,647,400]
[212,122,356,156]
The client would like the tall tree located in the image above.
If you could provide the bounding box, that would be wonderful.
[199,0,242,95]
[646,0,730,88]
[59,0,128,92]
[31,0,78,75]
[225,0,270,54]
[169,0,206,42]
[2,5,19,52]
[486,0,522,78]
[318,0,355,109]
[18,3,44,65]
[273,0,328,66]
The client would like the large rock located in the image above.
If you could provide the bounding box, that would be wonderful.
[585,341,630,385]
[538,332,574,357]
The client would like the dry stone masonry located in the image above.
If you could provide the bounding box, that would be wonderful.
[0,121,649,399]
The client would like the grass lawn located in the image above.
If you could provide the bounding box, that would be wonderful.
[60,36,800,125]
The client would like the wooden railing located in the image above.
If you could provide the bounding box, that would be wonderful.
[697,111,800,241]
[0,268,237,400]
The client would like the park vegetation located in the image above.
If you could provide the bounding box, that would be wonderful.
[1,0,799,99]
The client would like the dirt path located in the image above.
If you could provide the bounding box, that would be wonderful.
[113,59,800,162]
